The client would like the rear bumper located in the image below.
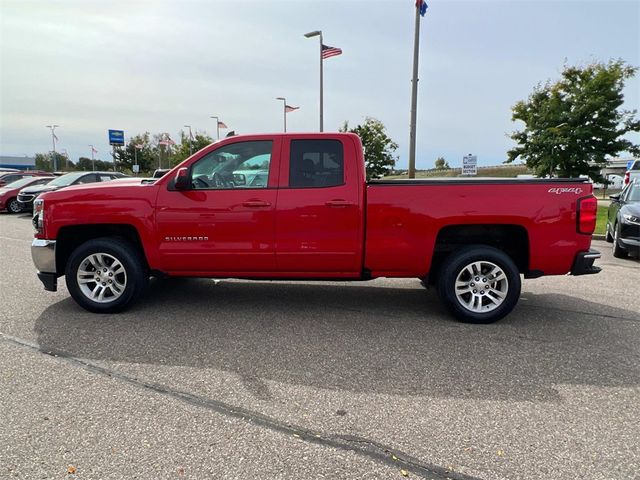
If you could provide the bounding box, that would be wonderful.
[32,239,58,291]
[570,249,601,276]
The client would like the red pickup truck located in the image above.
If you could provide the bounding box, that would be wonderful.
[31,133,601,323]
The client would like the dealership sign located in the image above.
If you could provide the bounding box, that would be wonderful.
[108,129,125,146]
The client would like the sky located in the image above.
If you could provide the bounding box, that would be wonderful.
[0,0,639,169]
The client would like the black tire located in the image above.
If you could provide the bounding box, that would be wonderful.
[65,237,148,313]
[605,221,613,243]
[6,197,22,214]
[612,223,627,259]
[437,245,521,324]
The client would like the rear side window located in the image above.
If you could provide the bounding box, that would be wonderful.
[289,139,344,188]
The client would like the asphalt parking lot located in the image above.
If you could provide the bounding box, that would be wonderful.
[1,212,639,479]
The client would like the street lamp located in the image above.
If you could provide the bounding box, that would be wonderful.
[61,149,69,171]
[89,145,97,171]
[184,125,193,155]
[304,30,323,132]
[46,125,59,171]
[276,97,287,132]
[133,143,143,173]
[210,115,227,140]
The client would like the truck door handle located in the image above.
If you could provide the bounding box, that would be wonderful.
[325,199,353,208]
[242,200,271,208]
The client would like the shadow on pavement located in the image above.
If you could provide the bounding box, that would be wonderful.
[34,279,640,402]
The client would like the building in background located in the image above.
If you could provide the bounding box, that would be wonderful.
[0,155,36,170]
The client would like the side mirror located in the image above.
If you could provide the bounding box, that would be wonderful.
[174,168,190,190]
[609,194,620,201]
[233,173,246,185]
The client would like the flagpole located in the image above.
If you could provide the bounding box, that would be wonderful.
[319,32,324,132]
[210,116,220,140]
[89,145,95,171]
[184,125,193,155]
[46,125,59,171]
[408,2,422,179]
[276,97,286,132]
[304,31,323,132]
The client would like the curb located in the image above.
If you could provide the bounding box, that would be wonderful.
[592,234,606,241]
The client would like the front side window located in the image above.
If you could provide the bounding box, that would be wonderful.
[289,139,344,188]
[75,174,98,184]
[191,141,272,190]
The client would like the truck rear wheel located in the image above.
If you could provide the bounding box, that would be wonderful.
[437,246,521,324]
[65,238,147,313]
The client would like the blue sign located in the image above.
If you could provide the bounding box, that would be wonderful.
[108,129,125,146]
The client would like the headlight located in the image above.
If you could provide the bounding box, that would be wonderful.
[33,198,44,233]
[622,213,640,225]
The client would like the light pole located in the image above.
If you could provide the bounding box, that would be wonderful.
[304,30,323,132]
[61,149,69,171]
[547,122,568,178]
[89,145,97,171]
[184,125,193,155]
[276,97,287,132]
[134,143,143,173]
[46,125,59,171]
[210,116,223,140]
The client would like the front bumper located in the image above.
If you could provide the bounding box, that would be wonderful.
[18,194,36,209]
[32,239,58,291]
[570,249,601,276]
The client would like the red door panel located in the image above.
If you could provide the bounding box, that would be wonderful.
[275,136,364,275]
[154,138,281,273]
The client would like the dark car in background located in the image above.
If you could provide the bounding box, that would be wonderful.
[607,180,640,258]
[0,170,54,187]
[0,176,53,213]
[17,171,125,210]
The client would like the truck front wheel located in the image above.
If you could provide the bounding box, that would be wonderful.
[437,246,521,324]
[65,238,147,313]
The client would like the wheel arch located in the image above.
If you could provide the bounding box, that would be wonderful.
[55,224,149,275]
[427,224,530,285]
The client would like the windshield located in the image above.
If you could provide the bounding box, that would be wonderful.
[46,172,89,187]
[628,182,640,202]
[3,177,50,189]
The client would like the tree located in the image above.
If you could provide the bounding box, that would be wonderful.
[35,153,51,171]
[111,132,158,174]
[170,130,215,167]
[340,117,398,179]
[76,157,112,171]
[506,60,640,181]
[434,157,450,169]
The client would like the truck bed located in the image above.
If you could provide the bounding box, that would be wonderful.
[364,178,593,278]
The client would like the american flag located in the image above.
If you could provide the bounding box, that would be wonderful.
[134,143,144,149]
[218,120,228,129]
[416,0,428,16]
[321,44,342,60]
[285,105,299,113]
[91,146,98,154]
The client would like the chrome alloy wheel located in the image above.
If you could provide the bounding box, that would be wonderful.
[76,253,127,303]
[454,261,509,313]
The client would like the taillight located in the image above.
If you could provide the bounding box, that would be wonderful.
[577,196,597,235]
[624,172,630,185]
